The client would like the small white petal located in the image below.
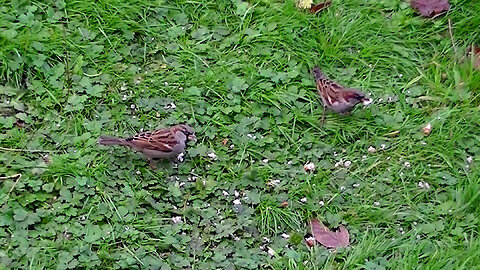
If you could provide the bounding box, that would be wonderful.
[344,160,352,167]
[177,152,185,162]
[300,197,307,203]
[363,98,373,106]
[281,233,290,239]
[171,216,182,224]
[267,247,276,257]
[267,179,281,187]
[233,199,241,205]
[207,152,218,160]
[418,181,430,189]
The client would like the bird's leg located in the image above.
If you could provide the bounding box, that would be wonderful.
[320,106,326,125]
[147,158,157,170]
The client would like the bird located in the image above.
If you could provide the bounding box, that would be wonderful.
[98,124,196,168]
[312,67,371,123]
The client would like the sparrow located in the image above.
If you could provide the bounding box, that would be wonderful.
[312,67,371,123]
[98,124,196,168]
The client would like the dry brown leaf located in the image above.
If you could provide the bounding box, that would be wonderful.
[305,236,316,247]
[422,123,432,135]
[221,138,229,146]
[411,0,450,18]
[310,219,349,248]
[42,154,52,164]
[465,45,480,70]
[296,0,313,9]
[15,119,25,128]
[310,1,332,14]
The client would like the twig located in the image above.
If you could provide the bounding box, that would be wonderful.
[448,19,458,57]
[0,173,22,180]
[0,147,60,153]
[1,173,22,205]
[416,95,444,102]
[123,245,144,266]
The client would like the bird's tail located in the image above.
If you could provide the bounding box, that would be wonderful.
[98,136,128,146]
[312,67,327,81]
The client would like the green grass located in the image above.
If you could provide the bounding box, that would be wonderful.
[1,0,480,269]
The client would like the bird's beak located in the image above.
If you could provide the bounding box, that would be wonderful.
[188,134,197,143]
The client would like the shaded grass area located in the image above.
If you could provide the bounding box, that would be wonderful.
[1,0,480,268]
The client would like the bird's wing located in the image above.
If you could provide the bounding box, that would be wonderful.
[126,128,177,152]
[316,79,346,105]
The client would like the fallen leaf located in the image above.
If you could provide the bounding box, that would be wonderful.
[221,138,229,146]
[296,0,313,9]
[422,123,432,135]
[411,0,449,18]
[310,1,331,14]
[310,218,349,248]
[15,119,25,128]
[303,162,315,172]
[280,201,289,207]
[465,45,480,70]
[305,236,316,247]
[42,154,51,164]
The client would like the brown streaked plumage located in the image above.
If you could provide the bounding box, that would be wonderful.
[98,124,196,168]
[312,67,370,123]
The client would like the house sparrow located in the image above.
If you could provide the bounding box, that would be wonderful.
[312,67,371,123]
[98,124,196,168]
